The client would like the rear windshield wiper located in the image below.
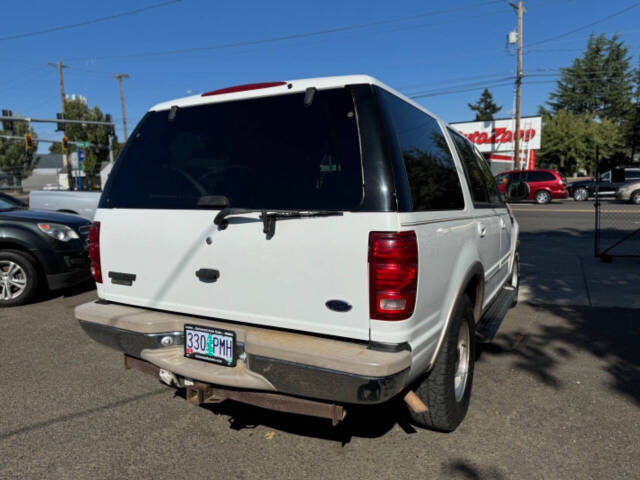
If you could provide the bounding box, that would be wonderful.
[213,207,343,237]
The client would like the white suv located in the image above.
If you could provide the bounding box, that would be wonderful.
[76,75,519,432]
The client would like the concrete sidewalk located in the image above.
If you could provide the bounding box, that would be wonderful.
[516,219,640,309]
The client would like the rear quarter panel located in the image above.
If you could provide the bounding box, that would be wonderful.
[370,210,481,383]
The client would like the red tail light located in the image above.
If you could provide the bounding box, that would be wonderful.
[88,221,102,283]
[201,82,286,97]
[369,231,418,321]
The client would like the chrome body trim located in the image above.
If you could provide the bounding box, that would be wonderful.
[247,355,409,404]
[79,320,183,357]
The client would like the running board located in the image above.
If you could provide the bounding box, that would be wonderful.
[475,285,517,343]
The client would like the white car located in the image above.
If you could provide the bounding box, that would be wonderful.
[616,180,640,204]
[76,75,519,432]
[29,190,101,220]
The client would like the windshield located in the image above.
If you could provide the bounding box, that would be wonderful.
[0,197,20,210]
[104,88,363,211]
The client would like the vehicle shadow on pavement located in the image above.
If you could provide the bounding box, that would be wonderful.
[479,304,640,406]
[36,279,96,303]
[172,389,415,444]
[442,459,506,480]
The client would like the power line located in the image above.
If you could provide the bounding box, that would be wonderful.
[526,1,640,48]
[0,0,183,42]
[63,0,505,62]
[399,72,516,91]
[409,78,558,100]
[410,80,516,99]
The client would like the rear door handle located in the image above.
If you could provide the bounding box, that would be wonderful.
[477,222,487,237]
[500,217,506,229]
[196,268,220,283]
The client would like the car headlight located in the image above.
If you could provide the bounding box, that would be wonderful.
[37,223,80,242]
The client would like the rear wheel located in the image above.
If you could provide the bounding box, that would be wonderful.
[408,296,475,432]
[0,250,38,306]
[535,190,552,204]
[572,187,588,201]
[630,190,640,205]
[510,253,520,307]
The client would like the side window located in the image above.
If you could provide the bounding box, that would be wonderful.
[626,170,640,180]
[378,89,465,211]
[473,149,504,205]
[449,129,494,207]
[528,171,555,182]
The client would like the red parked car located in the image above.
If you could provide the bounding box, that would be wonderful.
[495,169,568,204]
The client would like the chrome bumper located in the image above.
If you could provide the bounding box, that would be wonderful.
[77,302,410,405]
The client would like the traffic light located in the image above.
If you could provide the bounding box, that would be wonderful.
[24,134,33,150]
[56,113,65,132]
[61,136,69,153]
[1,109,14,132]
[104,114,115,136]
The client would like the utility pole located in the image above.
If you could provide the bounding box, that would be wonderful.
[510,1,525,169]
[48,61,72,188]
[114,73,130,141]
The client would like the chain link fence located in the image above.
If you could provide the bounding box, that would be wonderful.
[594,174,640,261]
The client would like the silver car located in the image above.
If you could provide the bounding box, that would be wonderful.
[616,180,640,204]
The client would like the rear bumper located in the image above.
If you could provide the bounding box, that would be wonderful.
[76,301,411,404]
[551,189,568,199]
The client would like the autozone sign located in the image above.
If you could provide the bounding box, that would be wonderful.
[450,116,541,153]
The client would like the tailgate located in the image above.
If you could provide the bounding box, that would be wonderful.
[96,209,398,340]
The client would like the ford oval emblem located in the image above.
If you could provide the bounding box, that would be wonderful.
[326,300,352,312]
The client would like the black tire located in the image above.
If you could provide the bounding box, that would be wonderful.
[409,296,475,432]
[572,187,589,201]
[630,190,640,205]
[534,190,551,204]
[510,253,520,308]
[0,250,39,306]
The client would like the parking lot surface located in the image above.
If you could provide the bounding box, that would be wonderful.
[1,200,639,479]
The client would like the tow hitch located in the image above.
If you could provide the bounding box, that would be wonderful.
[124,354,347,426]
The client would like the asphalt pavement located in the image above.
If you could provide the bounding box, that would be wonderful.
[1,200,639,479]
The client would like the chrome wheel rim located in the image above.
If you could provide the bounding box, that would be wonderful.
[0,261,27,300]
[536,192,549,203]
[454,321,471,402]
[575,189,587,201]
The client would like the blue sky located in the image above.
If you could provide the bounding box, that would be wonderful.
[1,0,639,153]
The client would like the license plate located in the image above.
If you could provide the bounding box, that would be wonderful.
[184,324,236,367]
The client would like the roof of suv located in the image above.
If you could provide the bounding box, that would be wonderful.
[149,75,438,117]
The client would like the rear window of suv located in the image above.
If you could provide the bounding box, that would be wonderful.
[104,88,363,211]
[527,171,556,182]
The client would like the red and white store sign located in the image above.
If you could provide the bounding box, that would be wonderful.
[450,116,541,153]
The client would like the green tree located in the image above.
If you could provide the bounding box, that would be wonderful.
[0,119,38,187]
[468,88,502,121]
[548,34,633,122]
[49,98,118,189]
[628,61,640,158]
[537,110,625,175]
